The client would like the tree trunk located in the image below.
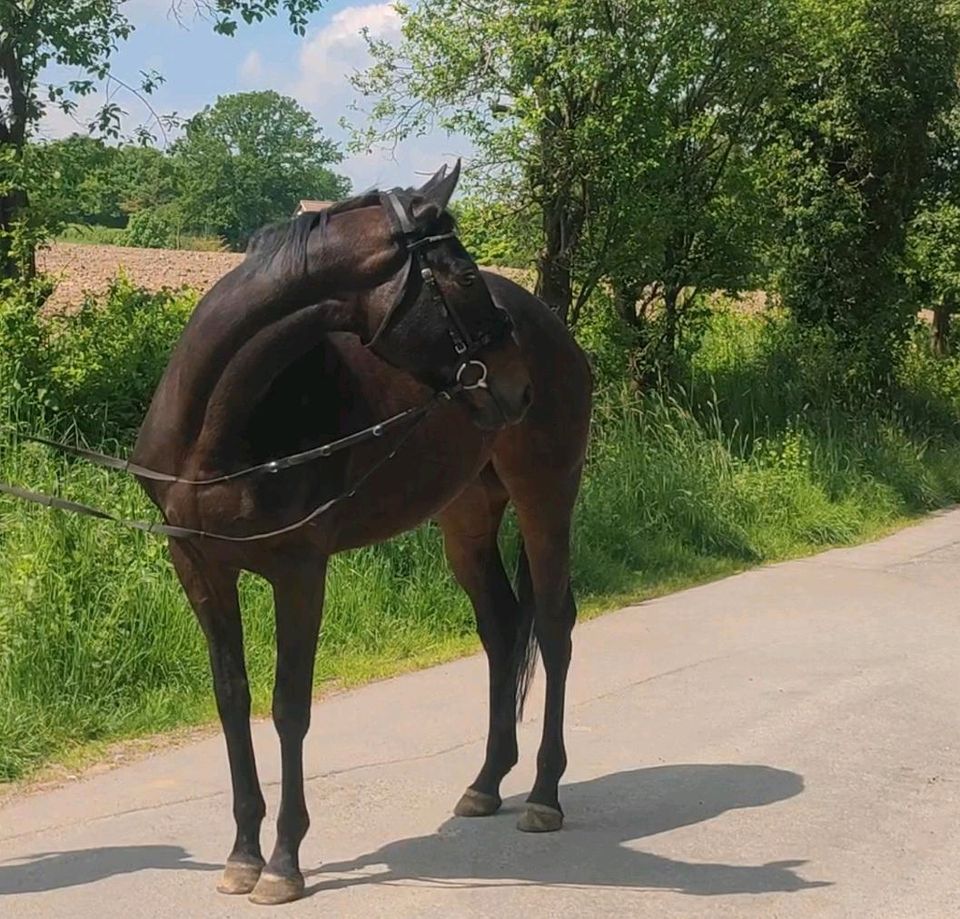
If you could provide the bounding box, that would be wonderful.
[0,188,34,280]
[535,199,574,323]
[664,284,681,360]
[612,277,642,327]
[932,299,952,357]
[1,44,35,280]
[0,189,28,280]
[535,251,572,323]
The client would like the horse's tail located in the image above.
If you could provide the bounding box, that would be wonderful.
[512,538,539,720]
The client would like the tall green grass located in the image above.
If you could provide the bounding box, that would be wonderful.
[2,291,960,781]
[55,224,229,252]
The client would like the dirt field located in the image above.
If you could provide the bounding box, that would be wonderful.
[37,242,534,311]
[38,243,245,310]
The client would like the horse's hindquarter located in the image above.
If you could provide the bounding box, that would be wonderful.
[484,273,593,491]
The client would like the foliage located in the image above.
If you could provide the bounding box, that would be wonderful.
[47,280,195,438]
[171,91,350,248]
[764,0,960,374]
[355,0,788,352]
[0,273,55,397]
[453,197,536,267]
[23,91,348,253]
[0,274,196,440]
[104,144,177,216]
[56,224,129,246]
[905,201,960,346]
[25,136,123,231]
[123,205,180,250]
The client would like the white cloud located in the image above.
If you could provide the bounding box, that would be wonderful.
[290,3,401,110]
[283,3,475,190]
[239,50,265,86]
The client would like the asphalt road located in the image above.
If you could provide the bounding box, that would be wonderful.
[3,511,960,918]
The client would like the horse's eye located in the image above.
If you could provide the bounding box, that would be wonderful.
[459,269,478,287]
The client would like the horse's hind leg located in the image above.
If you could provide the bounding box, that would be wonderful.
[438,471,528,818]
[249,555,327,906]
[507,466,582,833]
[168,541,266,895]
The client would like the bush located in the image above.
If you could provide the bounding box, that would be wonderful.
[178,234,229,252]
[123,206,181,249]
[1,273,195,441]
[0,275,56,409]
[45,275,196,439]
[453,198,537,268]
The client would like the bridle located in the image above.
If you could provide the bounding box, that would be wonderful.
[0,193,519,542]
[366,190,514,392]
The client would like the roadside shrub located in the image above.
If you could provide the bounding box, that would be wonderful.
[44,275,196,439]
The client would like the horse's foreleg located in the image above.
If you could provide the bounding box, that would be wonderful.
[168,541,266,894]
[249,557,327,906]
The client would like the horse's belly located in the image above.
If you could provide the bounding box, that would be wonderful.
[326,421,493,551]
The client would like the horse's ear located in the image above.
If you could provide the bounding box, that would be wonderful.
[420,159,461,213]
[417,164,448,197]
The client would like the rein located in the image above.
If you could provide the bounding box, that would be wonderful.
[16,389,447,486]
[0,384,462,542]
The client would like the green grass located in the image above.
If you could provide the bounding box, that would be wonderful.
[55,225,129,246]
[55,224,228,252]
[2,300,960,782]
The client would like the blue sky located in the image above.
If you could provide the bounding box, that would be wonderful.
[38,0,472,191]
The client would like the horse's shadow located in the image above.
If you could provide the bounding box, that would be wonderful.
[0,764,829,900]
[0,844,218,895]
[310,764,830,898]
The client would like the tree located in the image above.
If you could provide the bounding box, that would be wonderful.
[905,105,960,356]
[571,0,789,365]
[107,144,177,217]
[171,91,349,248]
[906,202,960,356]
[354,0,787,360]
[26,135,123,231]
[453,196,537,268]
[765,0,960,373]
[0,0,326,279]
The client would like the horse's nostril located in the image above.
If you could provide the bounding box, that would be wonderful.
[521,384,533,409]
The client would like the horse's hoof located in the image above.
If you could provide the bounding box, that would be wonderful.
[517,803,564,833]
[454,787,502,817]
[217,859,263,895]
[249,871,305,906]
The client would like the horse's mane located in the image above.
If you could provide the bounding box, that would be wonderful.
[243,188,422,276]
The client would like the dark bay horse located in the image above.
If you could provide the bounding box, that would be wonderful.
[132,163,593,905]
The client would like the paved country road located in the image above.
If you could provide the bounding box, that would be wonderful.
[3,512,960,918]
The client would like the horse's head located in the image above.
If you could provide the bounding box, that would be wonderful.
[318,163,532,430]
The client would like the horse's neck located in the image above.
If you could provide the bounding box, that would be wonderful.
[134,265,359,473]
